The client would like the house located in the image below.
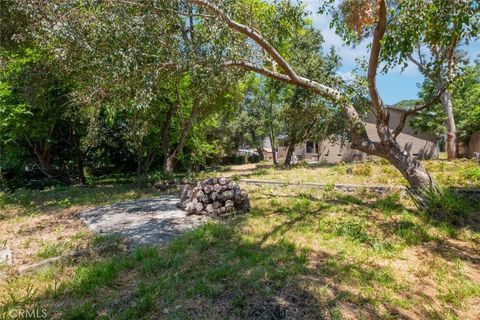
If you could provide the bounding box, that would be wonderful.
[264,106,439,163]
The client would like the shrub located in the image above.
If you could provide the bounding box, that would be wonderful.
[409,187,473,226]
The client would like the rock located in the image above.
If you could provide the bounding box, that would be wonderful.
[207,209,219,218]
[0,248,12,265]
[225,200,234,213]
[222,190,234,200]
[241,195,251,211]
[210,191,218,201]
[233,185,241,195]
[202,194,212,203]
[195,202,204,213]
[186,202,196,215]
[234,194,243,204]
[218,207,226,215]
[180,184,192,202]
[219,177,229,185]
[204,184,213,194]
[178,177,249,218]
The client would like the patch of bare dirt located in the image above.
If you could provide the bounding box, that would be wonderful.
[0,206,93,267]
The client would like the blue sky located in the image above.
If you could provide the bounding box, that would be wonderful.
[301,1,480,104]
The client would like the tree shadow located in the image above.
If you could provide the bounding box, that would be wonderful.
[4,213,404,320]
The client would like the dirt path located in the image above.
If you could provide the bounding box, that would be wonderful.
[80,195,208,248]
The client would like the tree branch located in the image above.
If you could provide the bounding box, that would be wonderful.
[187,1,377,155]
[188,0,300,81]
[367,0,387,115]
[393,87,447,138]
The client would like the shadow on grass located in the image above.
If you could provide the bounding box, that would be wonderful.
[3,187,479,319]
[3,217,406,320]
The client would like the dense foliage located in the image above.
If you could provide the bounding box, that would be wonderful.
[0,0,479,190]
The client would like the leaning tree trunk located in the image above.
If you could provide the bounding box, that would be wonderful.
[438,88,457,160]
[382,142,434,189]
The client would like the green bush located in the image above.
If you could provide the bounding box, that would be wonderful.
[409,187,473,226]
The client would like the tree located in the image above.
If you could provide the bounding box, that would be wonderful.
[178,0,438,190]
[377,0,480,160]
[406,59,480,147]
[0,49,85,183]
[281,87,346,165]
[30,0,241,174]
[18,0,478,192]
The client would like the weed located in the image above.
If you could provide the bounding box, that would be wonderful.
[375,192,403,214]
[409,187,474,225]
[37,243,65,259]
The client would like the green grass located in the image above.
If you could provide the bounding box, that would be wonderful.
[1,170,479,319]
[37,242,66,259]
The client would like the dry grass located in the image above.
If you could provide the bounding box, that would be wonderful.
[205,159,480,188]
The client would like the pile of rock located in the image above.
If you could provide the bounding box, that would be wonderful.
[178,177,250,217]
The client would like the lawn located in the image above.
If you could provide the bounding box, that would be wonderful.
[1,166,479,319]
[207,159,480,189]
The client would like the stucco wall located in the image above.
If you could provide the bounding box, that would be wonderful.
[469,131,480,157]
[272,108,438,163]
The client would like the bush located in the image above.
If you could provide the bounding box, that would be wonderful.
[409,187,473,226]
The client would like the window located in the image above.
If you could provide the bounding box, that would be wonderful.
[306,141,314,153]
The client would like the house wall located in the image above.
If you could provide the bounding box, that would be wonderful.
[469,131,480,157]
[274,108,438,163]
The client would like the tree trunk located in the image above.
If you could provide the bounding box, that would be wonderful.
[76,153,86,184]
[162,98,200,174]
[256,147,264,161]
[284,140,296,166]
[164,155,176,174]
[438,88,457,160]
[383,143,433,189]
[269,132,277,165]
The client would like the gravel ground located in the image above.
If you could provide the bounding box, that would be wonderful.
[80,195,208,248]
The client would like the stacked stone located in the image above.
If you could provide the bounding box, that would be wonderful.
[178,177,250,217]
